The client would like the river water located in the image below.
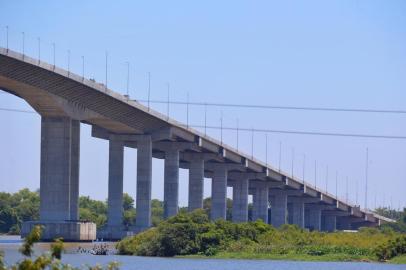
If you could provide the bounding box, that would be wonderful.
[0,235,404,270]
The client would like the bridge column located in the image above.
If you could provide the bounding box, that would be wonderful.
[135,135,152,231]
[291,201,305,228]
[322,215,337,232]
[69,120,80,221]
[232,178,249,223]
[270,192,288,227]
[107,138,124,227]
[305,207,322,231]
[39,116,79,221]
[164,148,180,218]
[211,165,227,220]
[22,116,95,241]
[252,183,269,223]
[188,157,204,211]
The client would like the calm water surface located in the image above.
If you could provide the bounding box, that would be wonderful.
[1,236,404,270]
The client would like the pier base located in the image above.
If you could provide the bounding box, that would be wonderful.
[21,221,96,241]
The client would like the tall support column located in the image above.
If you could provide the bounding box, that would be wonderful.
[322,215,337,232]
[291,201,305,228]
[252,183,269,223]
[211,166,227,220]
[232,178,249,223]
[188,157,204,211]
[270,192,288,227]
[135,135,152,231]
[164,149,179,218]
[107,139,124,227]
[337,216,352,230]
[305,208,322,231]
[69,120,80,220]
[40,116,79,221]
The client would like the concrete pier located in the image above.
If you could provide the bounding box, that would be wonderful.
[22,116,96,241]
[39,116,79,221]
[188,157,204,211]
[252,183,269,223]
[164,149,180,218]
[232,178,249,223]
[291,201,305,228]
[135,135,153,231]
[270,192,288,227]
[306,208,321,231]
[107,139,124,227]
[336,216,352,230]
[70,120,80,221]
[322,215,337,232]
[211,166,227,220]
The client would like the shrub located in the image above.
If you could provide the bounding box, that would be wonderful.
[375,235,406,261]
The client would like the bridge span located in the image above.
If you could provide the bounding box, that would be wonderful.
[0,47,392,240]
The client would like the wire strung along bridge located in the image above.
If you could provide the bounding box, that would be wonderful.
[0,47,393,241]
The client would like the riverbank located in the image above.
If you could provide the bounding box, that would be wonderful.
[182,251,376,262]
[117,210,406,263]
[183,251,406,264]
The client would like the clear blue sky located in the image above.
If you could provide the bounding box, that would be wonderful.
[0,0,405,210]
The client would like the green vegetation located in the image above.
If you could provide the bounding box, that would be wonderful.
[0,189,39,234]
[117,210,406,263]
[0,189,165,233]
[0,226,119,270]
[375,207,406,233]
[389,254,406,264]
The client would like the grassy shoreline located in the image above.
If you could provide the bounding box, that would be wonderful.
[181,252,406,264]
[181,252,375,262]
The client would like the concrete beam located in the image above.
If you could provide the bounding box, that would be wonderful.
[285,177,302,190]
[198,137,220,153]
[245,159,263,172]
[269,189,304,197]
[229,171,267,181]
[181,152,221,162]
[303,185,318,197]
[322,210,350,217]
[266,168,284,182]
[320,194,335,205]
[222,148,243,163]
[205,162,245,172]
[289,197,321,204]
[336,201,350,212]
[154,141,200,152]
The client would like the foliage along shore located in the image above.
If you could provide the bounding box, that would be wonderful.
[117,209,406,263]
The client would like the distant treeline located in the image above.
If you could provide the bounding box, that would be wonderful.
[0,189,244,234]
[0,189,405,235]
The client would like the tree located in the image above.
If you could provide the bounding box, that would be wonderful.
[123,193,134,211]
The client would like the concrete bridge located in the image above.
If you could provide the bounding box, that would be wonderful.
[0,47,392,241]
